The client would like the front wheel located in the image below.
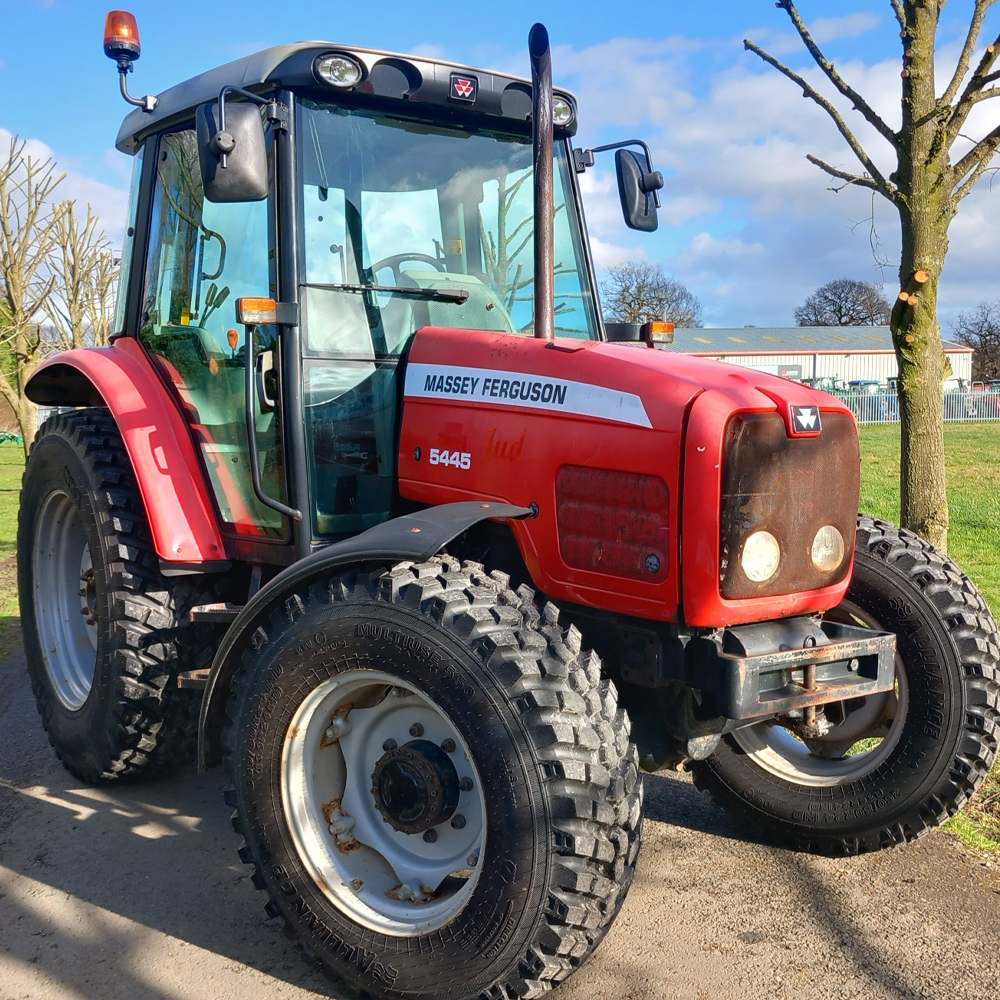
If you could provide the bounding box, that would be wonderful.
[224,557,642,1000]
[692,516,1000,855]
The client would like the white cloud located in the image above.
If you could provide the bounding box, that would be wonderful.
[810,13,883,44]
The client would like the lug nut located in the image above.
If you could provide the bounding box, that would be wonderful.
[382,738,397,751]
[459,776,473,792]
[423,829,437,843]
[451,814,466,830]
[441,738,456,753]
[409,723,424,737]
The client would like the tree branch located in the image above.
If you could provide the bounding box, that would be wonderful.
[805,154,882,192]
[772,1,898,146]
[939,0,997,107]
[744,38,896,198]
[952,119,1000,180]
[890,0,906,32]
[948,27,1000,142]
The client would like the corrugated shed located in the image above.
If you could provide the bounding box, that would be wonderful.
[664,327,973,384]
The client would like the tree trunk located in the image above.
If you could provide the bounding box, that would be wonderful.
[892,209,950,550]
[17,395,37,458]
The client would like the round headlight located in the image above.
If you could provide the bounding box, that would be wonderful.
[553,96,575,127]
[316,54,363,88]
[811,524,845,573]
[741,530,781,583]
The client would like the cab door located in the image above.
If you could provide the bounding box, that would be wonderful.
[135,126,289,551]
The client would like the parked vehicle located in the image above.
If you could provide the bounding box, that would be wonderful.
[17,12,999,1000]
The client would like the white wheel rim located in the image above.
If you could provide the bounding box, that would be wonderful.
[32,491,99,711]
[730,600,909,787]
[281,669,486,935]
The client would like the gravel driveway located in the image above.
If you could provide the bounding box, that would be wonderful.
[1,646,998,1000]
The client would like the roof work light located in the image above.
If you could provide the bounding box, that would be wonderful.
[103,10,157,113]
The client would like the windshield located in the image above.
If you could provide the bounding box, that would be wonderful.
[297,99,600,358]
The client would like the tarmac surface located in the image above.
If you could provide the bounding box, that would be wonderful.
[1,645,999,1000]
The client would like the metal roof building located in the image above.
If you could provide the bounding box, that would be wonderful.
[665,327,973,385]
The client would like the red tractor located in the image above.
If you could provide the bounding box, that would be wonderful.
[18,11,999,999]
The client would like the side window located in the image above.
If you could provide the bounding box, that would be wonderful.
[112,145,144,336]
[139,129,285,536]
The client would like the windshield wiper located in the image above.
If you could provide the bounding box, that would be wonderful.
[304,281,469,304]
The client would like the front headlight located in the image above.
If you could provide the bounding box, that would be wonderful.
[741,530,781,582]
[811,524,845,573]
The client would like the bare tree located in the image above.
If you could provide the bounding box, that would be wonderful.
[600,261,702,326]
[951,301,1000,381]
[45,200,116,351]
[747,1,1000,550]
[795,278,892,327]
[0,137,64,453]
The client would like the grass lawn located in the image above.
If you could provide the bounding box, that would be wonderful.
[858,423,1000,851]
[0,426,997,848]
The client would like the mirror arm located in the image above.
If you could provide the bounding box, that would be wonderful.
[574,139,663,207]
[214,87,284,167]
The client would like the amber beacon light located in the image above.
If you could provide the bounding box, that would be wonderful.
[103,10,141,62]
[104,10,156,112]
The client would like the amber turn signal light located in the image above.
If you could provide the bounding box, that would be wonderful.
[104,10,141,61]
[236,297,278,325]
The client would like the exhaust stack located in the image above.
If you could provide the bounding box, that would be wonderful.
[528,23,554,340]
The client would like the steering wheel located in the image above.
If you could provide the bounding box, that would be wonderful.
[371,252,446,286]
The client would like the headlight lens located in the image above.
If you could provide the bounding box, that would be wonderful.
[741,530,781,583]
[316,54,363,88]
[811,524,845,573]
[553,96,575,127]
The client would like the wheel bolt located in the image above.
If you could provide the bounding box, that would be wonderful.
[451,814,466,829]
[423,829,437,843]
[459,777,473,792]
[409,723,424,737]
[382,738,397,751]
[441,738,456,753]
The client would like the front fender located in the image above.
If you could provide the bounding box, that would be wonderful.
[197,501,532,770]
[26,340,228,568]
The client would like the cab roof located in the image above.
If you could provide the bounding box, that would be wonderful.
[115,41,578,153]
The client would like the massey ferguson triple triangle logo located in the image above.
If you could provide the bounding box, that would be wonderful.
[450,74,478,101]
[790,404,822,436]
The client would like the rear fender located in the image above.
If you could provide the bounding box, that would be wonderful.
[197,501,532,770]
[25,340,228,568]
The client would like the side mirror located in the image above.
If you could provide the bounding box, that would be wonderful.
[615,149,662,232]
[196,101,267,203]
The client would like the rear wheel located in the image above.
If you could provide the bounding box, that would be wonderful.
[692,516,1000,854]
[18,408,210,782]
[225,557,642,1000]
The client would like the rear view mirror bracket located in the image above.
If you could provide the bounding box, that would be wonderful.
[197,87,288,203]
[573,138,663,232]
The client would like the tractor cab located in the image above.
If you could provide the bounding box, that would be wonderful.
[97,33,659,562]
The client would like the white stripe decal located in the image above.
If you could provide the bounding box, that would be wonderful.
[404,362,652,429]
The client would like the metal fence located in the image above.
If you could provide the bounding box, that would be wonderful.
[837,390,1000,425]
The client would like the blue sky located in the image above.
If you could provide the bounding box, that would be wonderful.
[2,0,998,328]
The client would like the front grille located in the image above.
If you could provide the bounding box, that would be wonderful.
[719,411,859,600]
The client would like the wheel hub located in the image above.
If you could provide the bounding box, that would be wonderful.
[371,739,460,834]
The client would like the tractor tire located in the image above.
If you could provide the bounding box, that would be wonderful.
[18,408,212,782]
[224,557,642,1000]
[692,515,1000,855]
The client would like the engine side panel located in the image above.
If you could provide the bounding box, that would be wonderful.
[398,328,703,622]
[25,339,228,567]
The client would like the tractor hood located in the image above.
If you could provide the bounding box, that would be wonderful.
[398,327,858,628]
